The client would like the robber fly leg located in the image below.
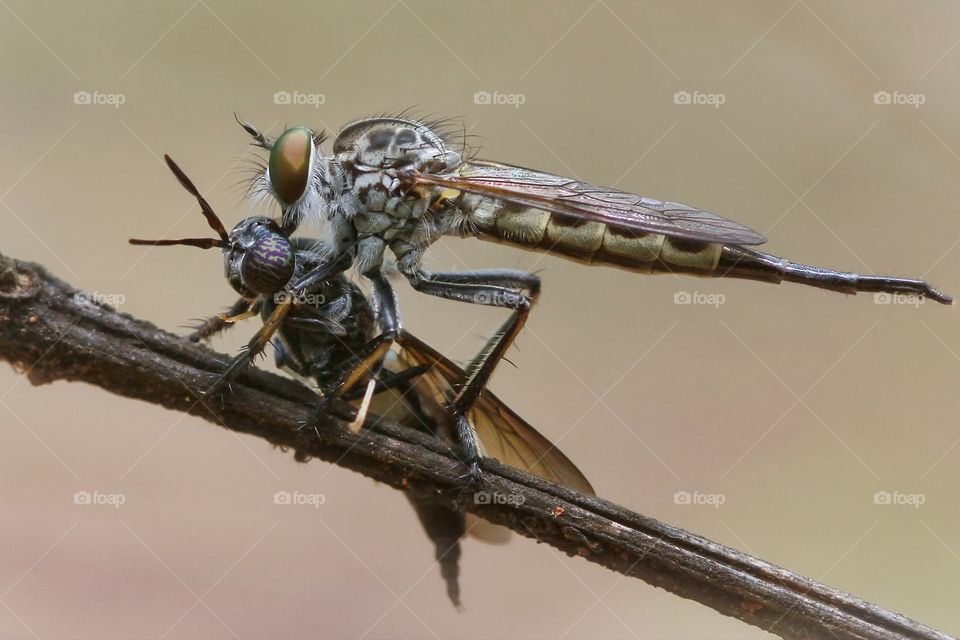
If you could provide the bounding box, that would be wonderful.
[204,295,293,399]
[188,297,260,342]
[397,262,542,486]
[454,277,541,415]
[446,275,542,488]
[404,268,540,311]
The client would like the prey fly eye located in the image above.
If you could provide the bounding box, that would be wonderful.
[269,126,315,206]
[239,228,295,295]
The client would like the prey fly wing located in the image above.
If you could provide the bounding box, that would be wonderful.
[393,330,595,496]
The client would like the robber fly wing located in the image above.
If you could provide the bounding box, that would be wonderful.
[411,159,767,246]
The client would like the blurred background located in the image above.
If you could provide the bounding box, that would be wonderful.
[1,1,959,638]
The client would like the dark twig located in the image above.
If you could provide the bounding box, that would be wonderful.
[0,251,952,640]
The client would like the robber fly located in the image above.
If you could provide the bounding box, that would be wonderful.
[130,158,595,604]
[239,113,952,308]
[234,112,952,438]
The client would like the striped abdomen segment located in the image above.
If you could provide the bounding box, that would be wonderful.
[471,201,724,276]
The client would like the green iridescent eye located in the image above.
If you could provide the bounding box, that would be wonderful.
[269,126,314,205]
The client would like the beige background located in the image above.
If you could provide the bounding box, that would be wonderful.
[1,1,959,638]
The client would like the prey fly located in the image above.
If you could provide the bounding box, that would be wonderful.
[129,157,595,604]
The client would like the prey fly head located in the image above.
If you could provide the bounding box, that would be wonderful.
[130,155,295,299]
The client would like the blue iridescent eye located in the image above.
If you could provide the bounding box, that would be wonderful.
[240,229,295,294]
[269,127,314,205]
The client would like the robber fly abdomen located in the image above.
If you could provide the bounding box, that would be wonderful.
[460,195,723,272]
[458,195,951,302]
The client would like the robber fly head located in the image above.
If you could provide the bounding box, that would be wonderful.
[130,155,295,299]
[235,115,335,233]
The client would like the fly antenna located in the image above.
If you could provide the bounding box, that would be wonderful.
[129,237,227,249]
[163,155,230,243]
[128,156,230,249]
[234,113,272,149]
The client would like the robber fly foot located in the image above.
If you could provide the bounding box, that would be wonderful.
[296,397,333,439]
[455,461,488,509]
[200,375,234,406]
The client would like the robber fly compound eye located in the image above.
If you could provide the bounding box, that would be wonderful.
[269,126,316,206]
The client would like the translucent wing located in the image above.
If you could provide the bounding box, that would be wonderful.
[394,331,595,496]
[412,159,767,246]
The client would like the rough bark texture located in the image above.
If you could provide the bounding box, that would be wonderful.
[0,251,952,640]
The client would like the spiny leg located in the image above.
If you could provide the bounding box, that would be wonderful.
[188,297,260,342]
[204,295,293,398]
[454,277,542,486]
[405,268,540,310]
[720,246,953,305]
[400,267,542,486]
